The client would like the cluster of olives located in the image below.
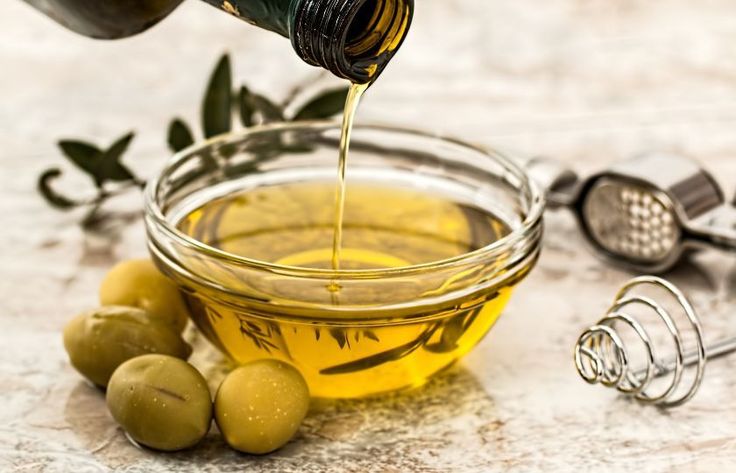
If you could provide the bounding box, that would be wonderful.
[107,355,310,453]
[63,259,310,454]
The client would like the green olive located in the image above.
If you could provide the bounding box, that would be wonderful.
[106,354,212,451]
[63,306,192,388]
[99,259,189,332]
[214,359,310,454]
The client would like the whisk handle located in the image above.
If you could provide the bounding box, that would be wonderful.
[633,337,736,379]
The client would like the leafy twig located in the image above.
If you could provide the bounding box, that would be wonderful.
[168,53,349,154]
[38,51,351,233]
[320,323,443,375]
[293,88,350,120]
[37,132,142,217]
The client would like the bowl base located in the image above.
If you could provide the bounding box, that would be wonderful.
[181,289,512,399]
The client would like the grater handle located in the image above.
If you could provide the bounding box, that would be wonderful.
[686,205,736,251]
[523,156,579,209]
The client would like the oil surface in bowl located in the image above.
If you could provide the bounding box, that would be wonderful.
[176,181,518,398]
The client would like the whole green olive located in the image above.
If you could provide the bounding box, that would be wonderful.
[63,306,192,388]
[106,354,212,451]
[99,259,189,332]
[214,359,310,454]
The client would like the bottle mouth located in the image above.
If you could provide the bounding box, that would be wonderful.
[291,0,414,83]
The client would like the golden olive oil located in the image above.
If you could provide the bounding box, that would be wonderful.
[176,181,520,397]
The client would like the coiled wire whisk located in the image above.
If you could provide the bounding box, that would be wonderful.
[574,276,736,408]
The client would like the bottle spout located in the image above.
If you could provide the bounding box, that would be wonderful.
[291,0,414,84]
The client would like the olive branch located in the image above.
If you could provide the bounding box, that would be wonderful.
[37,53,349,231]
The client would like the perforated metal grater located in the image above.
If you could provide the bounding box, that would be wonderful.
[527,153,736,272]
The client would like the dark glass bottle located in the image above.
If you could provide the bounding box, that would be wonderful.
[23,0,413,83]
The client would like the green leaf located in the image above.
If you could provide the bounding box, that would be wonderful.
[363,330,380,342]
[329,329,349,350]
[105,132,134,163]
[320,323,442,375]
[250,93,284,122]
[168,119,195,152]
[238,86,254,127]
[238,86,285,125]
[202,54,233,138]
[293,87,349,121]
[101,162,136,183]
[58,140,104,184]
[238,85,285,126]
[58,134,138,187]
[218,142,239,160]
[37,168,78,210]
[100,132,137,182]
[424,309,478,354]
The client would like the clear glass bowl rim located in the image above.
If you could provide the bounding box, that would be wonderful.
[144,121,545,281]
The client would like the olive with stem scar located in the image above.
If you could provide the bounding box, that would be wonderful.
[106,354,213,451]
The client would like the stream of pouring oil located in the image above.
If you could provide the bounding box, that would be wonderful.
[330,82,369,272]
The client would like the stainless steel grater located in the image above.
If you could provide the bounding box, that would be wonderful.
[527,153,736,272]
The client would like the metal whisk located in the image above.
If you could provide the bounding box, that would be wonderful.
[574,276,736,408]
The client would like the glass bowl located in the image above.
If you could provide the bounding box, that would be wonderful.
[144,122,544,398]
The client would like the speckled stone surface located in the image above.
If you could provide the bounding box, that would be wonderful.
[3,1,736,471]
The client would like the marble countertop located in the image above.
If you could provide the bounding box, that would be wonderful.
[4,1,736,471]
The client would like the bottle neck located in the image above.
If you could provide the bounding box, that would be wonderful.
[290,0,414,83]
[201,0,294,36]
[209,0,413,83]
